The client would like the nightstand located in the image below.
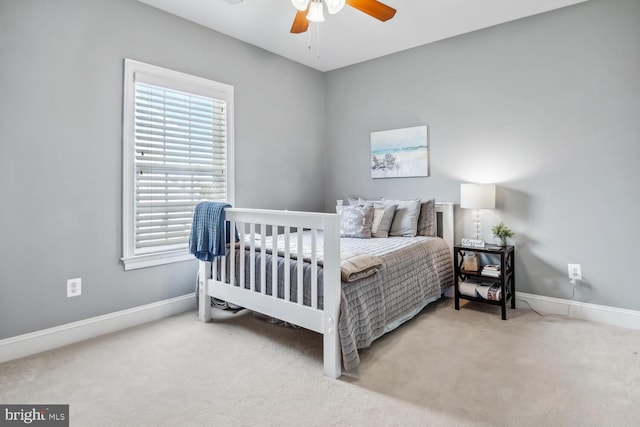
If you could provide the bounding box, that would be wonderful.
[454,244,515,320]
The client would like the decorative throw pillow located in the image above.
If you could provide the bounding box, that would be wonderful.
[383,198,421,237]
[336,205,374,238]
[417,198,436,237]
[343,197,379,207]
[371,203,397,238]
[358,197,379,206]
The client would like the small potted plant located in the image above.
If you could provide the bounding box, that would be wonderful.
[491,222,513,247]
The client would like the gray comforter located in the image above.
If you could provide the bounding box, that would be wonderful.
[336,236,453,370]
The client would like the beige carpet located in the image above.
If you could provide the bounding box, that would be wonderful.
[1,298,639,426]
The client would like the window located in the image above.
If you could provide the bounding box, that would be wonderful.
[122,59,234,270]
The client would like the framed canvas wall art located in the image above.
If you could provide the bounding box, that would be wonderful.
[370,125,429,179]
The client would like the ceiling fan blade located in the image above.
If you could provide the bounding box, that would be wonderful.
[290,8,310,33]
[346,0,396,22]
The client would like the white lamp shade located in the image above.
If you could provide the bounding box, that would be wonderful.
[291,0,311,11]
[326,0,345,14]
[307,1,325,22]
[460,183,496,209]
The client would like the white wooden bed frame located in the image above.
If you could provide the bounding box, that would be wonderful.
[198,202,454,378]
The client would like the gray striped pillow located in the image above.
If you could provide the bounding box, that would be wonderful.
[416,199,436,236]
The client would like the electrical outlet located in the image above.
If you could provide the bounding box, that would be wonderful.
[67,278,82,297]
[567,264,581,281]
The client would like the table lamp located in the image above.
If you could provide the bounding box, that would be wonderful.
[460,183,495,247]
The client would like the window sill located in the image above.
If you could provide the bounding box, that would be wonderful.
[122,251,195,271]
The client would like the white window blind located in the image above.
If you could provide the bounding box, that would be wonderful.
[134,83,227,251]
[122,59,234,270]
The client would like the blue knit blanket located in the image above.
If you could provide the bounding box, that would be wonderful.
[189,202,234,262]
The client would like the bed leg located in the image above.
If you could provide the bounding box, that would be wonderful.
[323,317,341,379]
[198,261,212,323]
[323,216,342,379]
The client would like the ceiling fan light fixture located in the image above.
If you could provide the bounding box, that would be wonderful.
[307,0,325,23]
[325,0,345,15]
[291,0,311,12]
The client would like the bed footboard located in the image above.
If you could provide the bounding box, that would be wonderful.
[198,208,342,378]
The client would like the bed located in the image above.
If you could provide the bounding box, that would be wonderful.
[197,202,454,378]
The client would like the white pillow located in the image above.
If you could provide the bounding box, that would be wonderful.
[382,198,421,237]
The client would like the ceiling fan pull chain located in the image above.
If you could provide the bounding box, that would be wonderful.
[316,20,321,59]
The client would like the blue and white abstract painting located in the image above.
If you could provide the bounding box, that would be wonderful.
[371,125,429,179]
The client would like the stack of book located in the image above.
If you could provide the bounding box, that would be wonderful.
[481,264,501,277]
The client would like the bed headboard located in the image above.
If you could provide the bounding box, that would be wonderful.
[435,202,454,257]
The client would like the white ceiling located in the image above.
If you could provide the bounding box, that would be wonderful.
[137,0,588,72]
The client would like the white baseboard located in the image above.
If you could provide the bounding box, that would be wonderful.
[516,292,640,330]
[0,293,196,363]
[3,291,637,364]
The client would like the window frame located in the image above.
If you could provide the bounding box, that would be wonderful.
[121,59,235,270]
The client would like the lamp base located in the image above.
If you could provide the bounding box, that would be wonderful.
[472,209,483,241]
[461,238,486,248]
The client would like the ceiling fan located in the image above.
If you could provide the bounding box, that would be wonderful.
[290,0,397,34]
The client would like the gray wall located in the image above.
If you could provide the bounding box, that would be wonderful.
[324,0,640,310]
[1,0,638,341]
[0,0,325,339]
